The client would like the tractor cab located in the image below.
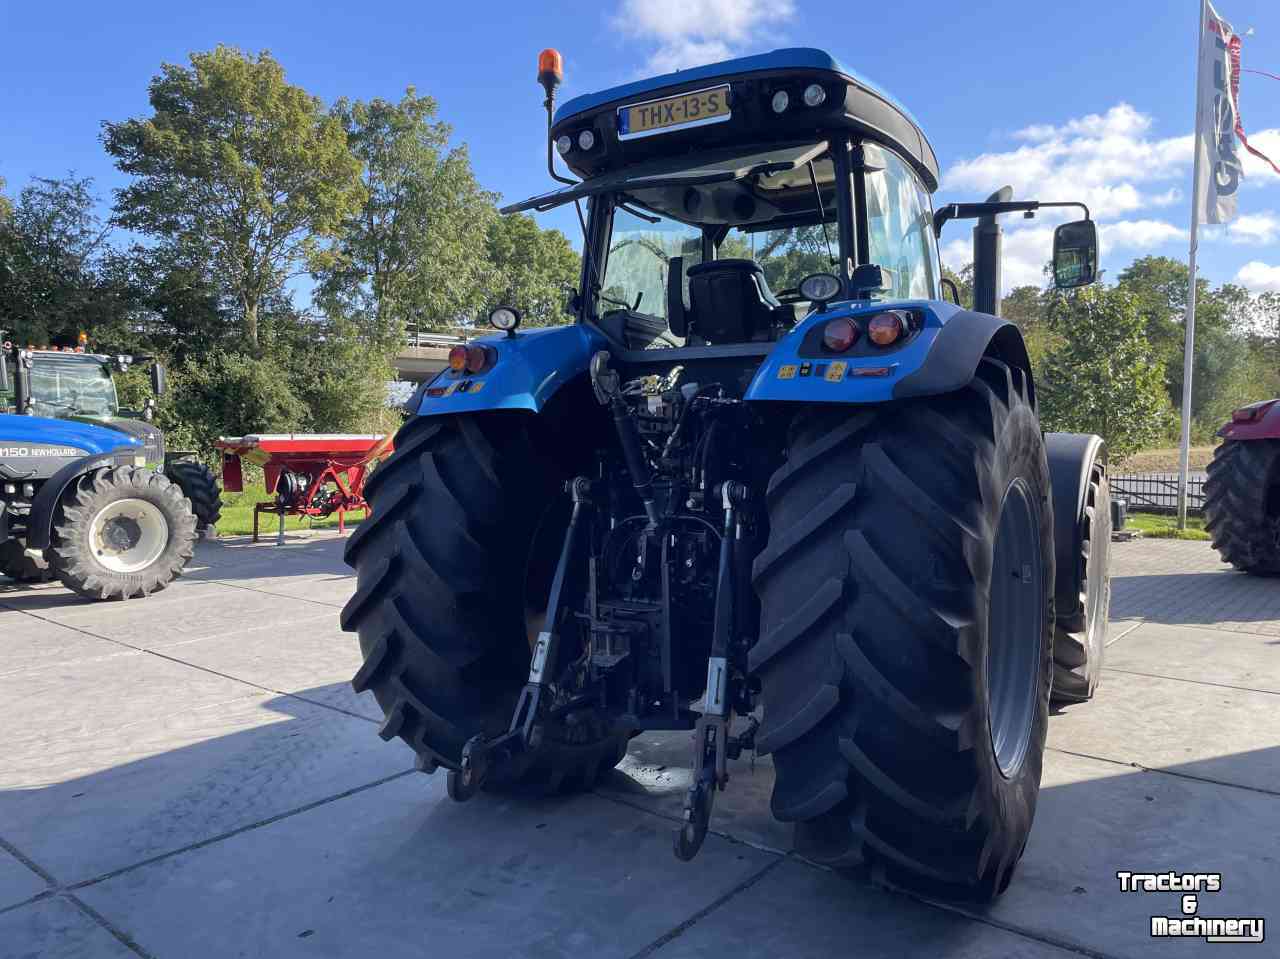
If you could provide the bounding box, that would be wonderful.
[505,49,942,349]
[503,47,1095,355]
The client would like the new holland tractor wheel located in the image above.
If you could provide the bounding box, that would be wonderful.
[341,414,629,790]
[49,467,197,600]
[0,540,51,583]
[165,460,223,533]
[1204,438,1280,574]
[752,357,1054,901]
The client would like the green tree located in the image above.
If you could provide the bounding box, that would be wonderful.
[161,350,305,451]
[999,284,1058,370]
[1039,286,1172,458]
[103,46,365,347]
[0,176,113,345]
[483,212,579,327]
[315,89,496,346]
[0,177,12,222]
[941,263,973,309]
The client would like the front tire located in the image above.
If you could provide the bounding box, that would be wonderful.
[50,467,197,600]
[1204,439,1280,575]
[1051,457,1111,703]
[341,414,627,790]
[752,358,1054,900]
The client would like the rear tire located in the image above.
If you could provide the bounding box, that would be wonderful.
[166,461,223,532]
[341,414,627,791]
[50,467,197,600]
[1204,439,1280,575]
[0,540,51,583]
[752,358,1054,901]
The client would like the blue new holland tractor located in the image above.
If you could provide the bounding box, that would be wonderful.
[1,373,196,599]
[1,338,222,534]
[343,48,1112,899]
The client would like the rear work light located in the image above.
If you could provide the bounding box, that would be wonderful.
[822,317,859,352]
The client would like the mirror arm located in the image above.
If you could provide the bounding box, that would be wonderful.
[1036,200,1090,221]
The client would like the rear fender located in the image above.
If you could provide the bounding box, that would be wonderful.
[744,300,1034,405]
[1217,399,1280,440]
[410,324,609,417]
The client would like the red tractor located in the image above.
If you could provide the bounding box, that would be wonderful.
[1204,399,1280,574]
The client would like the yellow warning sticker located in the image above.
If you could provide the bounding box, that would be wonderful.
[467,380,485,392]
[825,361,847,382]
[778,364,798,380]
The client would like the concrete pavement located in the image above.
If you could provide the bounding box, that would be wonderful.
[1,532,1276,958]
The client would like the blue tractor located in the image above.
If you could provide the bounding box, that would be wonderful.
[1,339,222,533]
[343,48,1112,899]
[0,375,196,598]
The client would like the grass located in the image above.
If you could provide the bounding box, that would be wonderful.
[214,489,367,537]
[1125,511,1210,541]
[1116,446,1215,473]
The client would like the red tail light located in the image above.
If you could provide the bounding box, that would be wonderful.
[822,317,858,352]
[866,311,907,347]
[464,345,489,374]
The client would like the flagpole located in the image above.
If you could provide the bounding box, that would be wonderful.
[1178,0,1209,530]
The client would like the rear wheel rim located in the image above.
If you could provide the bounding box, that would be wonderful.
[89,498,168,573]
[987,478,1044,779]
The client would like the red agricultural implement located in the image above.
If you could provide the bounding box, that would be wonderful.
[215,434,394,543]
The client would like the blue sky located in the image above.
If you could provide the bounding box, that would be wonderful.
[3,0,1279,294]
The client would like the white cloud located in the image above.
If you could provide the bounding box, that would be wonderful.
[614,0,795,74]
[1100,219,1186,251]
[942,102,1280,294]
[1235,261,1280,292]
[945,104,1193,221]
[1241,130,1280,183]
[1204,211,1280,245]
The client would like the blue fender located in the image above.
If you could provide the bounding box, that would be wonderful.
[744,300,1033,405]
[409,303,1031,418]
[411,324,609,417]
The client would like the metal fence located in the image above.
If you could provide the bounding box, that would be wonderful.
[1109,472,1206,515]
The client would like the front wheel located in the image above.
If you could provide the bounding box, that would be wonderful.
[50,467,198,600]
[751,358,1054,900]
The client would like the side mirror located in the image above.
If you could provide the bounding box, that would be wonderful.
[1053,219,1098,289]
[150,362,167,397]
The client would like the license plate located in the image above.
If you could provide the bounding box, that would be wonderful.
[618,85,731,140]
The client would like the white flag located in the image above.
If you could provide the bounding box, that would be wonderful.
[1194,2,1280,223]
[1195,2,1244,224]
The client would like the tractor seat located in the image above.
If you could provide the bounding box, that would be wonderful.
[684,259,790,344]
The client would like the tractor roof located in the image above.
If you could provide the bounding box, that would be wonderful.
[551,47,938,191]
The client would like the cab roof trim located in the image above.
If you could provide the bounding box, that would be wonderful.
[553,47,937,189]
